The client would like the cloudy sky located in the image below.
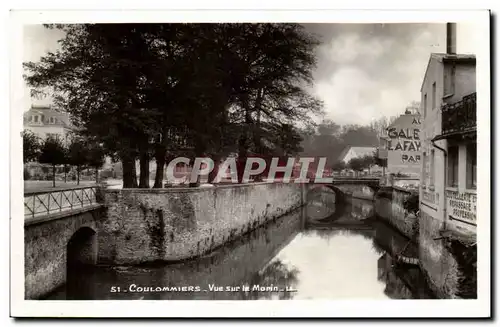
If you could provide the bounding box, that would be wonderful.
[22,23,479,126]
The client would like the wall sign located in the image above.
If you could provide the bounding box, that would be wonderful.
[422,189,439,205]
[386,115,422,173]
[446,190,477,226]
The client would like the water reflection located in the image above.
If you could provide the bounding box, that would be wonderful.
[47,186,434,300]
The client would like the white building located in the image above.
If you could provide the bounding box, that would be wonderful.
[338,146,377,164]
[419,50,476,237]
[23,105,74,143]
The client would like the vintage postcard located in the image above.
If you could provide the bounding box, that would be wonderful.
[9,9,491,318]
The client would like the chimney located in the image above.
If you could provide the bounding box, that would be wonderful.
[446,22,457,54]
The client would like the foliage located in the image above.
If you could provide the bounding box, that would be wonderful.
[23,168,31,180]
[403,193,419,215]
[38,136,66,187]
[348,157,363,172]
[86,142,106,183]
[332,161,346,171]
[22,130,41,163]
[39,136,66,166]
[300,119,384,169]
[373,149,387,167]
[23,23,323,187]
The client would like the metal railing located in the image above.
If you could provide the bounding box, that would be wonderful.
[441,92,476,136]
[24,186,100,219]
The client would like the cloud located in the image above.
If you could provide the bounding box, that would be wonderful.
[23,25,64,109]
[21,23,479,124]
[307,23,446,126]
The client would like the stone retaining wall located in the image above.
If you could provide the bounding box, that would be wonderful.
[99,183,305,265]
[374,186,418,239]
[418,211,477,299]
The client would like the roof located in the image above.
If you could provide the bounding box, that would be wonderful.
[420,53,476,92]
[23,105,72,128]
[387,113,421,130]
[338,146,376,162]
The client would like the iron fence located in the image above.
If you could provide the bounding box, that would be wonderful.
[24,186,100,219]
[442,92,476,136]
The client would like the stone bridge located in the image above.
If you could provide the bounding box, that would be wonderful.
[309,177,381,202]
[23,183,307,299]
[24,186,106,299]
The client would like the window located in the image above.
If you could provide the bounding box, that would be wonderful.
[430,149,435,187]
[432,82,436,109]
[448,146,459,187]
[466,143,477,189]
[33,115,39,123]
[49,117,55,124]
[423,94,427,117]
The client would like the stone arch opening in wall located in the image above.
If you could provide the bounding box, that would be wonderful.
[305,185,339,221]
[333,183,377,201]
[307,184,342,203]
[67,226,98,267]
[66,226,98,300]
[310,184,349,203]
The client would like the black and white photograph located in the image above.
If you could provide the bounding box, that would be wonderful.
[8,9,491,318]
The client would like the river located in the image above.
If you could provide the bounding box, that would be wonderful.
[47,186,434,300]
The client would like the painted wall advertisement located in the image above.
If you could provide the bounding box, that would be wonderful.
[386,114,421,175]
[422,189,439,205]
[446,190,477,227]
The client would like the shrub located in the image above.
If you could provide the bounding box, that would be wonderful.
[23,168,31,180]
[403,193,419,215]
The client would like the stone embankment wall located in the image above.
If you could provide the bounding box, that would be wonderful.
[99,183,305,265]
[375,186,477,299]
[419,211,477,299]
[374,186,418,239]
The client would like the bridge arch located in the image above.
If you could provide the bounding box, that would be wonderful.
[67,226,98,268]
[308,181,379,202]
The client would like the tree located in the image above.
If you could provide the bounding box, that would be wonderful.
[22,130,41,164]
[86,142,106,183]
[373,149,387,167]
[332,161,346,172]
[38,136,66,187]
[348,157,366,177]
[24,24,323,188]
[361,154,375,175]
[67,137,89,185]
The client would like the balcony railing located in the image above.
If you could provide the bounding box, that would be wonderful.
[441,92,476,137]
[24,186,101,220]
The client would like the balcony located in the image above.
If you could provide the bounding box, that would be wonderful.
[438,92,476,140]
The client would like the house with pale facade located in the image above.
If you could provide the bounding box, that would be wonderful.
[23,105,74,143]
[419,51,476,237]
[338,146,377,164]
[417,23,477,298]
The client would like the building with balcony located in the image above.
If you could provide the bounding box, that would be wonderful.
[417,24,477,298]
[419,52,476,237]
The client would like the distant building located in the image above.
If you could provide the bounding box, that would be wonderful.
[23,105,74,143]
[419,48,476,236]
[338,146,377,164]
[337,146,382,176]
[381,113,422,177]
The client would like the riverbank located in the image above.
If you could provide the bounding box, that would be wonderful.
[374,186,477,299]
[98,182,306,265]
